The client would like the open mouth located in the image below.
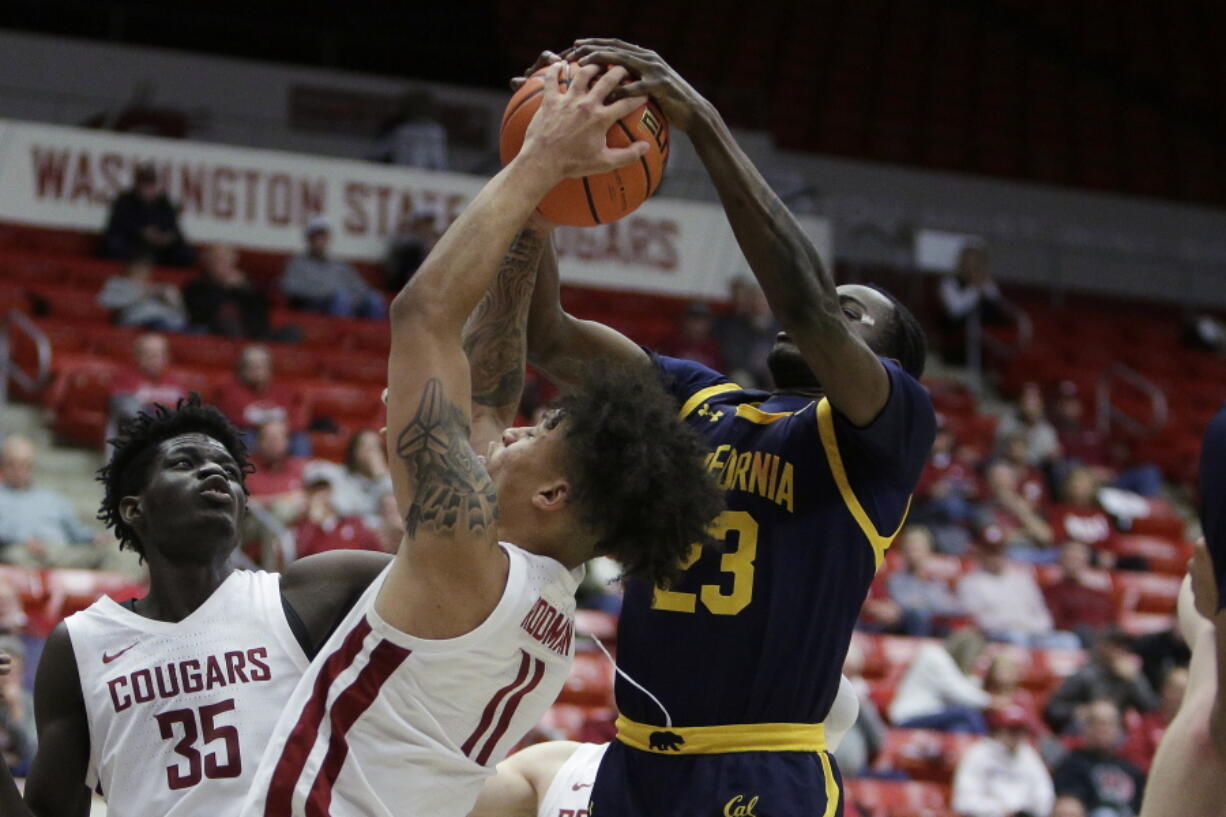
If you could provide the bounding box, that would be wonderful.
[199,476,232,504]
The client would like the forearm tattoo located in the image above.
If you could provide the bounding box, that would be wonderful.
[395,378,499,537]
[462,229,545,409]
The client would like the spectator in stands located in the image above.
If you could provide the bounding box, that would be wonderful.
[997,430,1050,510]
[370,90,449,169]
[1052,700,1145,817]
[982,652,1042,725]
[384,209,441,292]
[1131,623,1190,693]
[0,577,26,635]
[913,424,982,554]
[957,538,1078,648]
[658,302,723,370]
[834,639,886,776]
[0,434,107,567]
[108,333,189,434]
[183,244,275,339]
[1120,665,1185,773]
[1044,631,1158,734]
[281,216,385,319]
[214,344,310,457]
[291,468,386,559]
[1051,381,1163,499]
[713,277,776,389]
[244,418,308,524]
[96,253,188,331]
[1042,540,1118,645]
[995,382,1062,468]
[101,162,194,267]
[1048,467,1119,562]
[0,636,35,777]
[951,704,1053,817]
[307,429,392,528]
[889,629,991,733]
[1050,796,1087,817]
[883,526,964,636]
[937,244,1014,363]
[982,461,1055,558]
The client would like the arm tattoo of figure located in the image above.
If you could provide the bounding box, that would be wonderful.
[463,229,545,410]
[395,378,499,537]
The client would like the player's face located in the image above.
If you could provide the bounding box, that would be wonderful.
[129,433,246,562]
[484,411,571,508]
[767,284,896,391]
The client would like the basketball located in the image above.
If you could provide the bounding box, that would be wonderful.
[499,61,670,227]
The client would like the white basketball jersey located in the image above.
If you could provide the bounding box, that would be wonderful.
[243,543,581,817]
[65,570,310,817]
[537,743,606,817]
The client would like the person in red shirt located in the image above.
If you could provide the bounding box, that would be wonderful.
[291,468,386,559]
[1042,540,1119,645]
[1048,466,1119,562]
[213,343,310,456]
[999,431,1049,511]
[244,418,308,523]
[107,333,189,446]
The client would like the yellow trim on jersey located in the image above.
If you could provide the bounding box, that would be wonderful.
[679,383,742,420]
[734,403,802,424]
[615,715,827,754]
[819,751,841,817]
[815,398,912,570]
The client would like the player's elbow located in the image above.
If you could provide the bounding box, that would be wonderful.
[390,278,453,332]
[525,312,573,369]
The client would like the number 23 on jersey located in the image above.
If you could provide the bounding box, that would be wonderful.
[652,511,759,616]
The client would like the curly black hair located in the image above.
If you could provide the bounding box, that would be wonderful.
[866,283,928,380]
[556,364,724,588]
[97,394,254,558]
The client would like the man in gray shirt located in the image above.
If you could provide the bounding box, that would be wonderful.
[0,435,105,567]
[280,216,386,318]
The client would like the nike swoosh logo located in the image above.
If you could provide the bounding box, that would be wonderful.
[102,642,139,664]
[571,783,592,791]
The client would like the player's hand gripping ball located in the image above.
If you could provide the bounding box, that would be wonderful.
[500,60,670,227]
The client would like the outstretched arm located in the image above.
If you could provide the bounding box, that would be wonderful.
[379,63,650,638]
[569,39,889,425]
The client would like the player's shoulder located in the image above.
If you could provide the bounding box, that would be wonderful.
[502,543,584,595]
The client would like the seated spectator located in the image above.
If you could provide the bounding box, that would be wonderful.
[951,705,1053,817]
[997,430,1049,511]
[1052,700,1145,817]
[888,629,991,733]
[214,345,310,457]
[307,429,392,528]
[101,162,195,267]
[957,539,1079,648]
[883,526,964,636]
[0,434,107,567]
[184,244,276,339]
[280,217,385,319]
[658,302,723,371]
[0,636,35,777]
[370,90,449,169]
[384,209,441,292]
[245,419,309,524]
[96,254,188,331]
[1051,381,1163,499]
[833,639,887,777]
[713,277,776,389]
[995,381,1062,468]
[1120,665,1186,773]
[983,652,1042,726]
[937,244,1014,363]
[1044,632,1158,734]
[1048,467,1119,562]
[108,333,190,433]
[982,461,1055,558]
[291,469,386,559]
[1043,540,1119,644]
[0,577,26,636]
[913,424,982,552]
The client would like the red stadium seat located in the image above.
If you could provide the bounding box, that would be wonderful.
[556,651,614,707]
[1114,572,1182,615]
[267,343,321,379]
[319,350,387,385]
[873,729,976,784]
[26,283,108,322]
[165,334,242,372]
[301,382,383,424]
[1110,535,1192,576]
[846,778,953,817]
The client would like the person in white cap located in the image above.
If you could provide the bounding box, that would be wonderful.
[280,216,386,318]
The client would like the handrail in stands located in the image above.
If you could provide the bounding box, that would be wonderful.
[246,502,297,571]
[0,308,52,408]
[965,304,1033,395]
[1096,363,1168,437]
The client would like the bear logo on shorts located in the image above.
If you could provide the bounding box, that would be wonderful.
[648,730,685,752]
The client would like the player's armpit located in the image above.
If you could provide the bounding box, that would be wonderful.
[281,550,394,653]
[17,624,92,817]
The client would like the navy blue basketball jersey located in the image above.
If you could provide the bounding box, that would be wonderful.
[614,354,936,727]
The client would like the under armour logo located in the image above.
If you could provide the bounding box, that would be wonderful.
[696,404,724,423]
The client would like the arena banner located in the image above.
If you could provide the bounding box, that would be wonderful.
[0,119,830,299]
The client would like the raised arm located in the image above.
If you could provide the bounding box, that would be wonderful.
[569,40,889,425]
[0,624,92,817]
[377,63,650,638]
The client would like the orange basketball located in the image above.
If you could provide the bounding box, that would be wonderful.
[499,61,670,227]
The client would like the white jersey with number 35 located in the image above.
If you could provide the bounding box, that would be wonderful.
[65,570,310,817]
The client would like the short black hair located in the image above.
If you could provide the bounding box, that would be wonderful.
[556,364,724,588]
[97,395,253,558]
[866,283,928,379]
